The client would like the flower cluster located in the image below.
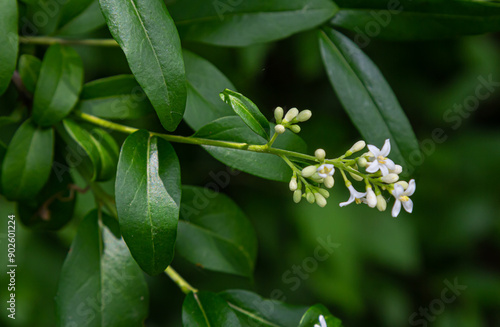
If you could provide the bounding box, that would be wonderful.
[274,108,416,217]
[274,106,312,134]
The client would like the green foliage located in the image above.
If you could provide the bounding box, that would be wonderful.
[99,0,186,131]
[115,130,181,275]
[18,54,41,94]
[0,0,18,95]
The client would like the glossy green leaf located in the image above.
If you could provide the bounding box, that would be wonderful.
[115,130,181,275]
[1,119,54,200]
[89,127,119,181]
[77,75,154,120]
[0,142,6,194]
[169,0,338,46]
[56,0,106,36]
[0,0,18,95]
[17,155,76,230]
[195,116,307,182]
[319,28,420,170]
[220,89,270,140]
[183,50,236,130]
[56,119,101,181]
[220,289,308,327]
[56,210,149,326]
[32,44,84,127]
[99,0,186,131]
[177,186,257,277]
[298,304,343,327]
[331,0,500,40]
[182,291,241,327]
[18,54,41,94]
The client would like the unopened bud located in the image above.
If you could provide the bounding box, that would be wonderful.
[293,190,302,203]
[350,140,366,153]
[357,157,368,167]
[396,181,409,189]
[381,173,399,183]
[314,193,327,208]
[349,171,363,182]
[301,165,317,178]
[310,173,324,183]
[376,195,386,211]
[324,175,334,188]
[284,108,299,122]
[390,164,403,174]
[289,177,297,191]
[275,124,286,134]
[296,109,312,122]
[315,148,326,161]
[318,188,330,198]
[366,187,377,208]
[274,107,284,123]
[306,191,315,204]
[289,125,301,133]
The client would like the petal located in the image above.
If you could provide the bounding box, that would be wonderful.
[339,195,355,207]
[392,200,402,217]
[318,173,327,178]
[353,190,367,198]
[403,198,413,213]
[319,315,327,327]
[365,162,379,173]
[405,179,416,196]
[380,139,391,156]
[367,144,380,156]
[379,165,389,176]
[384,158,396,170]
[392,184,404,197]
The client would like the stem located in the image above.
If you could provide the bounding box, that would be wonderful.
[19,36,119,47]
[267,132,279,147]
[165,266,198,294]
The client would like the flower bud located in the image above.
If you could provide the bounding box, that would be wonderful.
[289,177,297,191]
[324,175,334,188]
[275,124,286,134]
[301,165,317,178]
[306,191,315,204]
[315,148,326,161]
[376,195,386,211]
[296,109,312,122]
[349,171,363,182]
[357,157,368,167]
[310,173,324,183]
[293,190,302,203]
[284,108,299,122]
[318,188,330,198]
[314,192,327,207]
[390,164,403,174]
[289,125,301,133]
[349,140,366,153]
[366,187,377,208]
[396,181,409,189]
[381,173,399,183]
[274,107,284,123]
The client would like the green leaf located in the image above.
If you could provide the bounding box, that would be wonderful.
[182,291,241,327]
[177,186,257,277]
[32,44,84,127]
[220,289,308,327]
[99,0,186,131]
[56,210,149,326]
[89,127,119,181]
[195,116,306,182]
[318,28,420,170]
[56,119,101,181]
[298,304,343,327]
[115,130,181,275]
[56,0,106,36]
[169,0,338,46]
[1,119,54,200]
[0,0,18,96]
[17,154,76,230]
[220,89,270,140]
[77,75,154,120]
[18,54,41,94]
[331,0,500,40]
[0,141,7,194]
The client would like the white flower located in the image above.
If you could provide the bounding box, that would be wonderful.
[339,185,367,207]
[391,179,416,217]
[366,187,377,208]
[314,314,327,327]
[366,139,396,176]
[317,164,334,178]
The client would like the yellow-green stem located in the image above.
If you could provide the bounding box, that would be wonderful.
[19,36,119,47]
[165,266,198,294]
